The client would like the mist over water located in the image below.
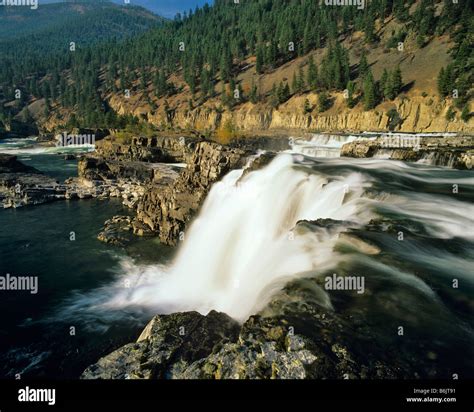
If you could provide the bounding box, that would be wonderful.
[61,144,474,325]
[91,154,372,321]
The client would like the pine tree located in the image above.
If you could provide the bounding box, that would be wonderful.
[359,54,369,80]
[276,81,290,104]
[445,106,455,121]
[229,78,236,98]
[303,98,312,114]
[249,81,258,104]
[380,69,389,99]
[269,83,279,108]
[291,72,298,94]
[363,71,377,110]
[297,66,306,92]
[384,71,396,100]
[307,56,318,91]
[318,92,330,112]
[438,65,455,97]
[220,48,232,83]
[256,45,264,74]
[438,67,447,96]
[392,66,403,97]
[461,105,470,122]
[346,81,356,108]
[266,42,278,69]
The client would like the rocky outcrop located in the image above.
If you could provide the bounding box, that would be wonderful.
[133,141,252,245]
[0,154,66,208]
[81,311,240,379]
[92,135,194,164]
[0,154,38,174]
[341,135,474,169]
[66,136,187,209]
[97,215,134,246]
[108,92,474,136]
[82,277,454,379]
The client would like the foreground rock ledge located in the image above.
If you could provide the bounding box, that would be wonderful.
[81,311,240,379]
[82,264,461,380]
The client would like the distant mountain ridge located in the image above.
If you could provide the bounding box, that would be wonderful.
[38,0,212,18]
[0,1,162,41]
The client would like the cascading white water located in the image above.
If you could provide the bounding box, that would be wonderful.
[100,154,373,321]
[289,133,373,158]
[56,152,474,328]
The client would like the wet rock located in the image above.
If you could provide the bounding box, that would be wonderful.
[341,135,474,169]
[240,151,277,179]
[92,135,194,164]
[81,311,240,379]
[365,218,429,237]
[340,139,379,158]
[97,215,133,246]
[81,274,462,380]
[0,154,66,208]
[133,141,252,245]
[337,233,381,255]
[0,154,38,174]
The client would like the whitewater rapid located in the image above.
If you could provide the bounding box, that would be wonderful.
[99,154,374,321]
[56,147,474,325]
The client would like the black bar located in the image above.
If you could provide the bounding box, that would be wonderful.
[0,380,472,409]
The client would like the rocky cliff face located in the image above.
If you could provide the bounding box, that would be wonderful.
[68,135,191,208]
[81,311,240,379]
[133,141,252,245]
[72,135,256,244]
[108,92,473,136]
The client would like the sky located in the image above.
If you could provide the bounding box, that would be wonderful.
[118,0,213,18]
[41,0,214,18]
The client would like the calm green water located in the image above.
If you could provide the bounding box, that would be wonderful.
[0,140,174,378]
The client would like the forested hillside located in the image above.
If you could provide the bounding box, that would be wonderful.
[0,1,161,39]
[0,0,472,136]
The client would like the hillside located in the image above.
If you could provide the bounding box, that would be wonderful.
[0,0,473,138]
[0,1,161,40]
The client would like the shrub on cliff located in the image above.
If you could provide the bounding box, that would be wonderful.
[216,119,238,145]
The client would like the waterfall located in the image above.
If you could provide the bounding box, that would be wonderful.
[98,154,373,321]
[57,152,474,326]
[289,133,365,158]
[417,151,459,168]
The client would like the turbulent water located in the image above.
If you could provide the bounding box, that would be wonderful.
[0,138,170,377]
[289,133,365,158]
[64,136,474,329]
[1,133,473,377]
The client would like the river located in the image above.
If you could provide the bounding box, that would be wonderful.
[0,134,473,378]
